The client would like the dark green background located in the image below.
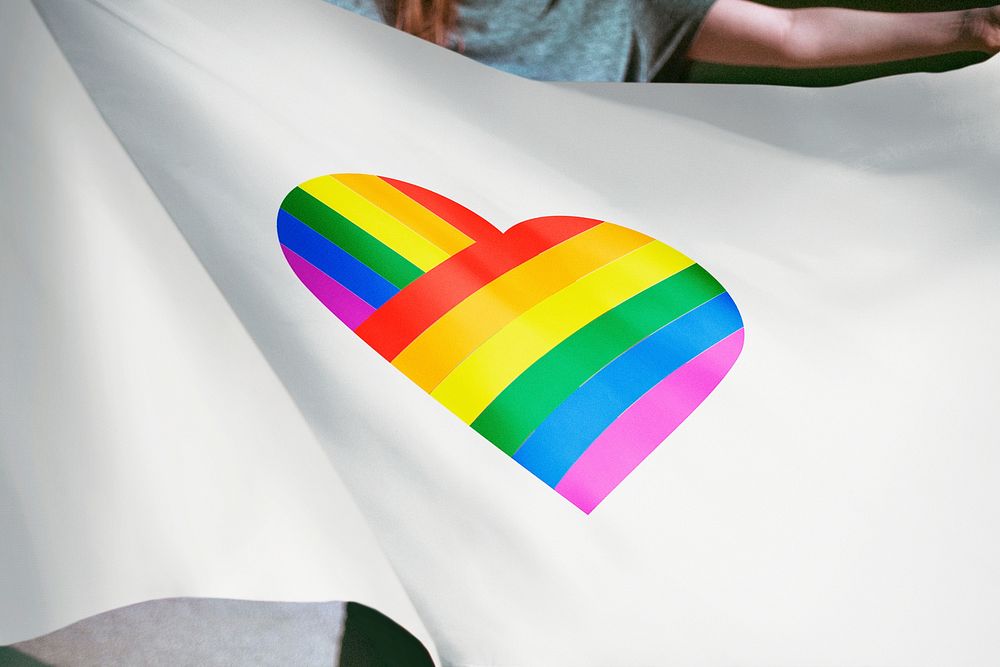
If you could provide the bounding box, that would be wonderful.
[687,0,993,85]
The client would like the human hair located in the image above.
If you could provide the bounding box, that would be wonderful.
[390,0,459,47]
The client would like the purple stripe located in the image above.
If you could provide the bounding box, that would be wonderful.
[555,329,744,513]
[282,245,375,329]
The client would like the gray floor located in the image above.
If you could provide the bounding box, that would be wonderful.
[6,598,347,667]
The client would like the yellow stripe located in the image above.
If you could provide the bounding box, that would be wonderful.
[393,222,651,392]
[431,241,694,422]
[299,175,449,271]
[335,174,475,257]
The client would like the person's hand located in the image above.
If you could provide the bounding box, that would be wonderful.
[964,6,1000,55]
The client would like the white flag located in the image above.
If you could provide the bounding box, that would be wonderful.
[3,0,1000,664]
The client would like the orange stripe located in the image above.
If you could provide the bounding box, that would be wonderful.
[336,174,475,257]
[392,222,652,391]
[381,177,503,244]
[430,241,692,423]
[355,216,602,361]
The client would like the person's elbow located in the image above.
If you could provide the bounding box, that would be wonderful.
[769,10,833,68]
[689,2,817,69]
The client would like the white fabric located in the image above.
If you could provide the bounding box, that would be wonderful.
[3,0,1000,664]
[0,1,434,659]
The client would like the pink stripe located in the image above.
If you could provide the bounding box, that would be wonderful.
[281,245,375,330]
[555,328,744,514]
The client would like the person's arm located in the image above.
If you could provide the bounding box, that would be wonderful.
[688,0,1000,68]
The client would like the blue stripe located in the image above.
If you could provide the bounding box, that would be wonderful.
[277,209,398,308]
[512,293,743,486]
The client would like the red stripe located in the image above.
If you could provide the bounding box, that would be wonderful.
[355,216,603,361]
[380,176,503,244]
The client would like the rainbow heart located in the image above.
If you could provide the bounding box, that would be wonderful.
[277,174,744,513]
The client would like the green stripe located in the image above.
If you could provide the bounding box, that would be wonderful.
[471,264,726,454]
[280,187,423,289]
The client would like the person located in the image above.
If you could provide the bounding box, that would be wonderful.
[327,0,1000,82]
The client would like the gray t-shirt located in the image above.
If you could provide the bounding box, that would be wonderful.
[326,0,718,82]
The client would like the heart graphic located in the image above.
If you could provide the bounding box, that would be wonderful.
[277,174,743,512]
